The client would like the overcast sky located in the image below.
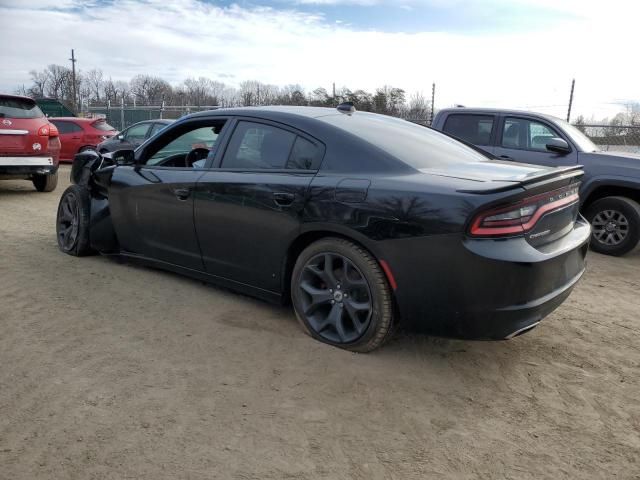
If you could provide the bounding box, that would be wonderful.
[0,0,638,119]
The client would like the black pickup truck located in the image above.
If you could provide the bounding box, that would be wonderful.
[432,108,640,256]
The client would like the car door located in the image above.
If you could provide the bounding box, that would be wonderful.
[440,113,497,156]
[52,120,83,160]
[194,118,324,292]
[493,116,578,167]
[106,118,227,271]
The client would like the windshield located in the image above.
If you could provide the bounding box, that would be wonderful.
[0,97,44,119]
[555,118,599,152]
[319,112,490,169]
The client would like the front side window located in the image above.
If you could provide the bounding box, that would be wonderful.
[442,114,495,146]
[222,121,296,170]
[0,97,44,119]
[145,122,224,167]
[124,123,151,142]
[502,117,562,151]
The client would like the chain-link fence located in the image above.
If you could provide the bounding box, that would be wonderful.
[580,125,640,154]
[85,104,219,131]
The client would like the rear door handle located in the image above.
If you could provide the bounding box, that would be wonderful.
[273,192,295,207]
[173,188,190,200]
[499,155,514,160]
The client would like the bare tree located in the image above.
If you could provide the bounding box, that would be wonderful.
[85,69,104,103]
[29,69,48,97]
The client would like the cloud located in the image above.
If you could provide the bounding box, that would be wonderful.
[0,0,638,119]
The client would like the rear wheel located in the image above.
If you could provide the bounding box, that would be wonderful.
[585,196,640,256]
[32,171,58,192]
[291,238,394,352]
[56,185,94,256]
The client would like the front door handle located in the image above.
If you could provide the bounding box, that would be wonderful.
[173,188,190,200]
[499,155,514,160]
[273,192,295,207]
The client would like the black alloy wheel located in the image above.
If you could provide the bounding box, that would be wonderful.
[292,238,394,352]
[299,252,373,344]
[56,185,93,256]
[57,192,80,251]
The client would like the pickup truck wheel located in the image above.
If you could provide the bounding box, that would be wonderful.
[56,185,94,256]
[32,171,58,192]
[585,196,640,256]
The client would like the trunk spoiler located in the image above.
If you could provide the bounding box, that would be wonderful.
[457,165,584,194]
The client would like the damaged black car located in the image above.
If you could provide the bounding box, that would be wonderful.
[56,106,590,352]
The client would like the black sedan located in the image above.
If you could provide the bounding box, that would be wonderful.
[57,105,590,352]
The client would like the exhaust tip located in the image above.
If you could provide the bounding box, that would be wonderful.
[505,321,540,340]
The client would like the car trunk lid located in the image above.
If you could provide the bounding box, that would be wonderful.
[430,160,584,248]
[0,96,49,156]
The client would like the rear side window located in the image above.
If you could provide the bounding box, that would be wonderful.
[124,123,151,141]
[92,120,115,131]
[51,121,82,134]
[287,136,323,170]
[0,97,44,119]
[149,122,168,136]
[442,114,495,146]
[319,112,491,170]
[222,121,296,170]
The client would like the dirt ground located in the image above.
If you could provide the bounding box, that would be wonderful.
[1,166,639,480]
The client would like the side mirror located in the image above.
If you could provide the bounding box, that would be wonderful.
[546,137,571,155]
[117,134,125,141]
[112,149,136,166]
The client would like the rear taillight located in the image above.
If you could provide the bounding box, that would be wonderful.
[39,124,59,137]
[470,184,580,237]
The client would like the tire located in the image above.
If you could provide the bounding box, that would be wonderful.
[56,184,94,256]
[32,171,58,192]
[291,238,394,352]
[584,196,640,256]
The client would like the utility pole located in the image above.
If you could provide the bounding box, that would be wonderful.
[332,82,336,106]
[566,78,575,122]
[69,49,77,113]
[430,82,436,126]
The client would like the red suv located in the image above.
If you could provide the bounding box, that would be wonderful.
[49,117,117,162]
[0,94,61,192]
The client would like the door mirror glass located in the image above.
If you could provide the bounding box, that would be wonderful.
[546,137,571,154]
[112,149,136,165]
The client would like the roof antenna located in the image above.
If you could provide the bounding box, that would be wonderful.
[337,102,356,115]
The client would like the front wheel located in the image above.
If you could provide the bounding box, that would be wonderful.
[291,238,394,352]
[32,172,58,192]
[56,185,94,256]
[585,196,640,256]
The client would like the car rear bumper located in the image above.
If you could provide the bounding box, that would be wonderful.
[379,218,591,339]
[0,156,58,177]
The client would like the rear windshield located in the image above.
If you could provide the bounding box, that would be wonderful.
[0,97,44,119]
[92,120,116,131]
[319,112,490,169]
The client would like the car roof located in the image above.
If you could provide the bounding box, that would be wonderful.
[0,93,35,102]
[132,119,173,124]
[437,107,563,123]
[188,106,342,121]
[49,117,95,122]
